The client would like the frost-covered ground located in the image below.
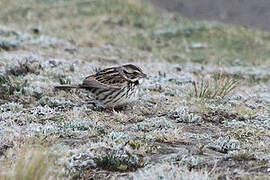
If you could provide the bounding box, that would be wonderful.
[0,0,270,179]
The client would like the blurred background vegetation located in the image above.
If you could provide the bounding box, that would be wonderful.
[1,0,269,65]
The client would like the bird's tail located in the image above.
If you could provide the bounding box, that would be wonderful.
[54,84,80,89]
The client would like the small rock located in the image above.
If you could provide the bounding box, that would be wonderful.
[175,66,182,72]
[31,27,40,34]
[190,42,208,49]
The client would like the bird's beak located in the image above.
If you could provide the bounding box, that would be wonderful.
[141,73,147,78]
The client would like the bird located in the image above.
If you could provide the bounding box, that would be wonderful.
[54,64,147,109]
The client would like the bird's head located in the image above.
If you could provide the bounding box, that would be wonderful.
[119,64,147,83]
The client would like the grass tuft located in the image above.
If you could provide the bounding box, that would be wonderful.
[192,73,238,99]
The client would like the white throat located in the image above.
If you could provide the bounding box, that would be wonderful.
[138,78,144,85]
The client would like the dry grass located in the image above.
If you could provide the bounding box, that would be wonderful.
[0,147,58,180]
[192,74,238,99]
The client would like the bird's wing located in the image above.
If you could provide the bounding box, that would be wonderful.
[82,68,126,89]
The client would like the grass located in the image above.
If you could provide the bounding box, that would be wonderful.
[192,74,238,99]
[0,0,270,179]
[0,147,58,180]
[0,0,269,64]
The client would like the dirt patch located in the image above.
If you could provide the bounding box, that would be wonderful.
[202,111,246,124]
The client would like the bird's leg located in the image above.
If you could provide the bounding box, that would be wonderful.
[112,106,117,114]
[106,106,118,113]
